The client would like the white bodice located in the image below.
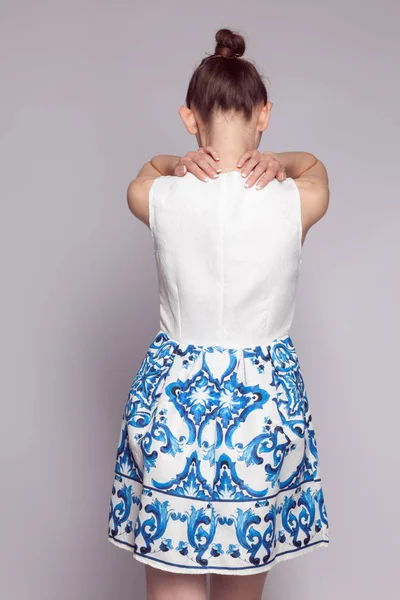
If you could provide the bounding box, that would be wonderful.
[148,171,302,348]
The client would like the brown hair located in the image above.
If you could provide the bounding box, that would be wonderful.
[185,28,269,126]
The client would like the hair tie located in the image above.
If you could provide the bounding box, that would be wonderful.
[204,52,241,60]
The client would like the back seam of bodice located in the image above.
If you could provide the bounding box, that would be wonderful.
[148,173,303,348]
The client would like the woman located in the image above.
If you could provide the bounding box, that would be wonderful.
[108,28,330,600]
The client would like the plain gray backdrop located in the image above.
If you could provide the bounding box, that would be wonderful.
[1,1,399,599]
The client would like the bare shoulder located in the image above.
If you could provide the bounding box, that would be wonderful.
[126,176,158,229]
[292,159,330,242]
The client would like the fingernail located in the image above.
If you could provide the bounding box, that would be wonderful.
[204,176,209,181]
[255,185,260,190]
[215,157,220,160]
[216,168,222,173]
[213,173,219,178]
[244,182,249,187]
[241,172,247,178]
[237,163,241,167]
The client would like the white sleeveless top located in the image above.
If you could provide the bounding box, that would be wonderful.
[148,171,302,348]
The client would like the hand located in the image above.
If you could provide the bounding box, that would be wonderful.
[236,150,287,189]
[173,147,221,182]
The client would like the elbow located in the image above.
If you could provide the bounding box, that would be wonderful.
[127,179,139,215]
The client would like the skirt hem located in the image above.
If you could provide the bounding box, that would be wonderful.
[108,535,330,576]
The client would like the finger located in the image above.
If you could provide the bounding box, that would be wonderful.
[254,171,274,190]
[250,163,278,188]
[196,155,222,178]
[183,150,220,178]
[244,162,275,188]
[249,168,274,189]
[248,158,283,188]
[240,151,263,177]
[195,148,221,174]
[184,160,211,182]
[261,161,286,188]
[278,169,287,182]
[173,162,187,177]
[241,157,262,182]
[236,150,254,168]
[203,145,221,163]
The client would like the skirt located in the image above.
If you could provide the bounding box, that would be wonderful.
[107,330,330,575]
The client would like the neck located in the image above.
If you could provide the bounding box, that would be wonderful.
[198,116,258,173]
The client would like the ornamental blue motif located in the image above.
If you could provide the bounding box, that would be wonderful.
[108,330,329,573]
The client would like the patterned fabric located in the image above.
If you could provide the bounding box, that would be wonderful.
[108,330,330,575]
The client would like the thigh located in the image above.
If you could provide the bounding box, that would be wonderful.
[209,570,269,600]
[144,564,208,600]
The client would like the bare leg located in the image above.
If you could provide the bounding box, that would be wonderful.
[209,570,269,600]
[145,563,208,600]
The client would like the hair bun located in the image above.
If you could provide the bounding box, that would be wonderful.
[214,28,245,59]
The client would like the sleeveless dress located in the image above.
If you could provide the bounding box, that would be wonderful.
[107,171,330,575]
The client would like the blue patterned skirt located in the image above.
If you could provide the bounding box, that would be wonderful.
[107,330,330,575]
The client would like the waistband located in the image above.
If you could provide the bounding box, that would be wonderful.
[151,329,296,356]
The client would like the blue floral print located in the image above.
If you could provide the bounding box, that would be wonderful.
[108,330,329,574]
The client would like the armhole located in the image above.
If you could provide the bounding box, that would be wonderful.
[287,177,303,264]
[148,176,163,241]
[149,175,174,240]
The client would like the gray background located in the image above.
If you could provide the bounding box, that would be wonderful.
[1,1,399,599]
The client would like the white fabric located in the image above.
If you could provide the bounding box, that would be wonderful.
[107,171,331,573]
[149,171,302,348]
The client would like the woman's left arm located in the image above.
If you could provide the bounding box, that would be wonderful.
[151,150,221,181]
[126,149,220,226]
[150,154,183,176]
[128,153,188,183]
